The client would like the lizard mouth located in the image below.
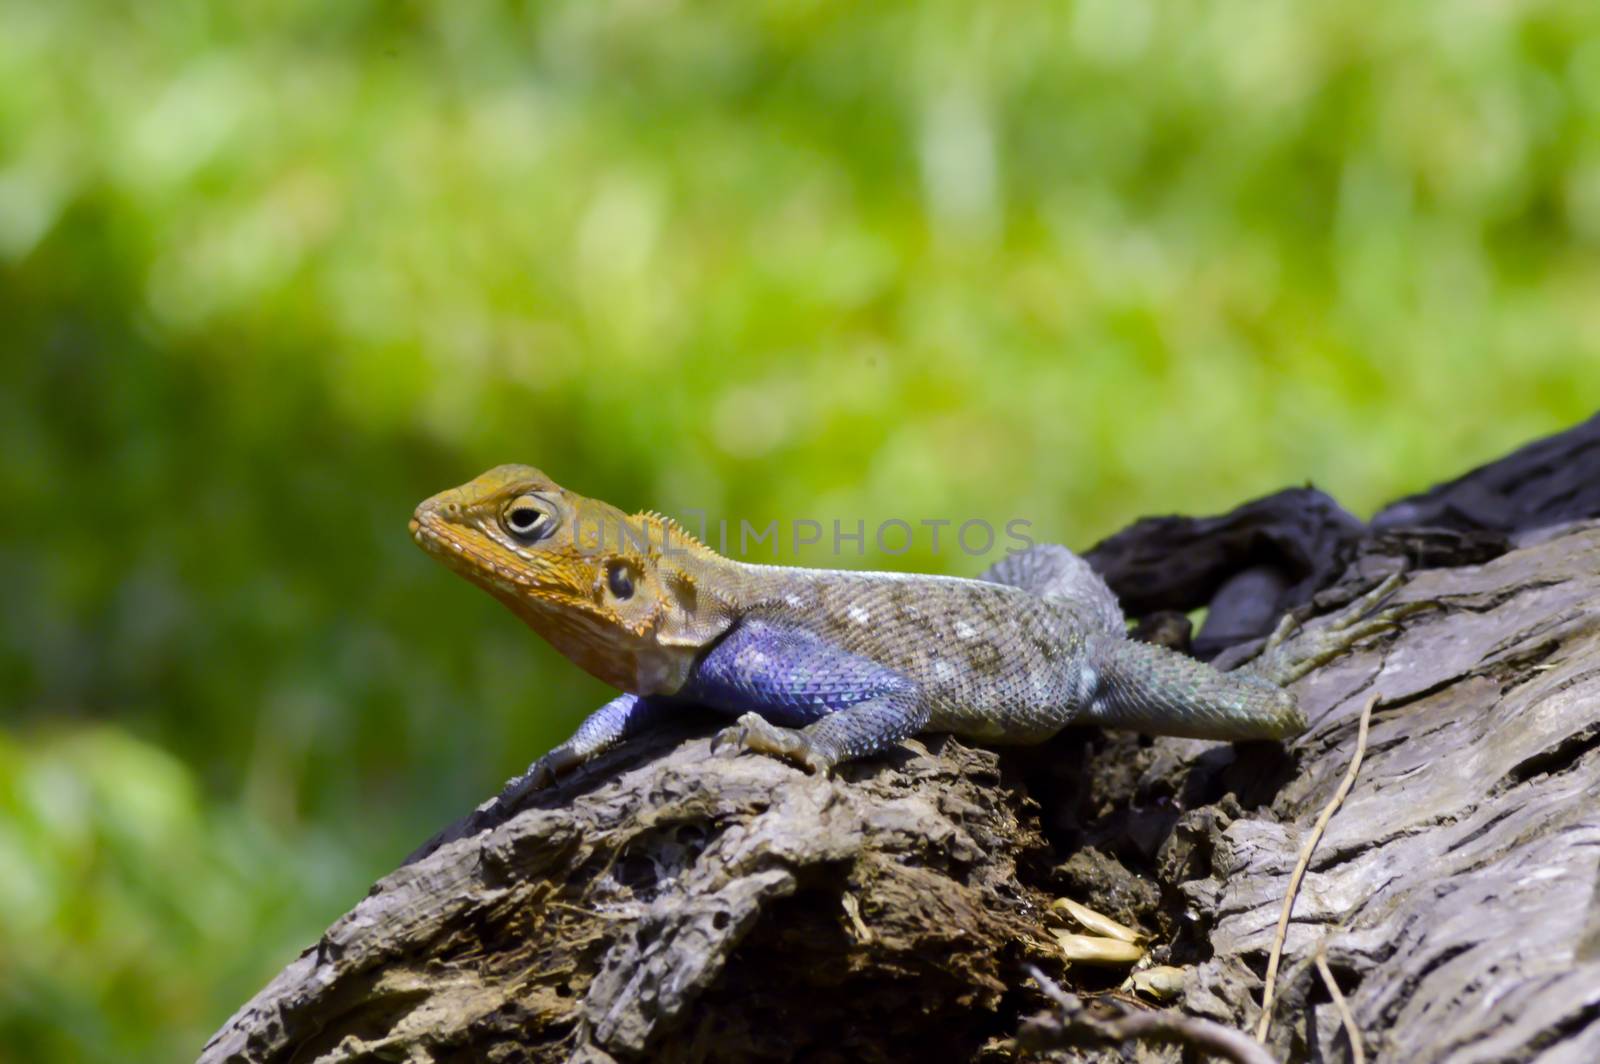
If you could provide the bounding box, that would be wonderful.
[410,505,584,609]
[409,510,460,561]
[410,509,517,585]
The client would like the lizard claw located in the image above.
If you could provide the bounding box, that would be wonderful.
[523,758,558,791]
[708,724,737,757]
[504,746,579,797]
[1259,573,1410,657]
[712,712,831,774]
[1254,571,1435,686]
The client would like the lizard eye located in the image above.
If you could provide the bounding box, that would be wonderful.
[606,561,635,600]
[503,495,554,542]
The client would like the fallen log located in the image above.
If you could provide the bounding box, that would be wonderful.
[203,418,1600,1063]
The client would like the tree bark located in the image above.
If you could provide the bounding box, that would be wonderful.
[202,417,1600,1063]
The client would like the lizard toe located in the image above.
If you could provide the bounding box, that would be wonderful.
[519,745,582,791]
[713,712,820,771]
[709,720,753,758]
[525,758,557,791]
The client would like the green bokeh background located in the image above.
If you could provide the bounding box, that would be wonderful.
[2,2,1597,1059]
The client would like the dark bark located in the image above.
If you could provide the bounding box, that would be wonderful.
[1371,411,1600,534]
[203,419,1600,1064]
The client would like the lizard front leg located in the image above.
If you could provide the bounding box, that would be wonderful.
[689,619,929,774]
[511,692,676,792]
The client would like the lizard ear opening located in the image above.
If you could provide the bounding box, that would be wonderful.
[662,568,697,613]
[654,568,733,648]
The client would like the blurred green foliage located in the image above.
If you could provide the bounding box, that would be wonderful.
[1,1,1596,1059]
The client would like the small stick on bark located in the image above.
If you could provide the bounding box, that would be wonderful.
[1315,938,1366,1064]
[1256,692,1379,1043]
[1024,966,1277,1064]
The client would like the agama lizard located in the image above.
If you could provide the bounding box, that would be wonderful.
[411,465,1405,788]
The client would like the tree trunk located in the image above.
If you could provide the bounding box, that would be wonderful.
[202,416,1600,1064]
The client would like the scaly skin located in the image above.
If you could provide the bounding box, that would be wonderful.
[411,465,1406,786]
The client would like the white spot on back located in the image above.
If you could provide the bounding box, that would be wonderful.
[954,620,976,640]
[848,605,871,625]
[1076,665,1099,707]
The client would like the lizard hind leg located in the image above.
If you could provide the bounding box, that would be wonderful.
[1249,572,1432,687]
[979,544,1125,635]
[1084,634,1308,741]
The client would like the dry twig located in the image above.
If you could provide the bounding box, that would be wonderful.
[1315,938,1366,1064]
[1024,965,1277,1064]
[1255,692,1380,1043]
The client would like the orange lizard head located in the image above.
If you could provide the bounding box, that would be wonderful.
[411,464,732,695]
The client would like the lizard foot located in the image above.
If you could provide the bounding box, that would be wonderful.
[711,712,832,774]
[499,745,581,800]
[1254,572,1434,687]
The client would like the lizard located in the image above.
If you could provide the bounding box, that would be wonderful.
[410,464,1410,790]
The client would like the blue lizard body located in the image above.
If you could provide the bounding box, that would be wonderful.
[411,465,1401,784]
